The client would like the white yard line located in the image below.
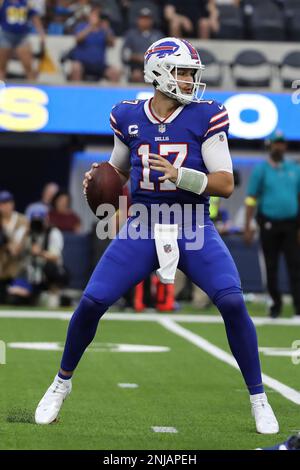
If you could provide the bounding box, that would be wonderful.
[159,317,300,405]
[0,310,300,326]
[151,427,178,433]
[118,383,139,388]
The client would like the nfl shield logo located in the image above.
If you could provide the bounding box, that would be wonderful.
[158,124,166,133]
[163,244,172,253]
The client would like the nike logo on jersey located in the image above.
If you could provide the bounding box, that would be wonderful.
[218,104,224,110]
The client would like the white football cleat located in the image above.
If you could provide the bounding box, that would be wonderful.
[250,394,279,434]
[35,375,72,425]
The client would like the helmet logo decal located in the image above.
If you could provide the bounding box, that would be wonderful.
[181,39,199,62]
[145,41,180,63]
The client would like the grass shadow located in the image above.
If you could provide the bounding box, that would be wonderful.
[6,408,35,424]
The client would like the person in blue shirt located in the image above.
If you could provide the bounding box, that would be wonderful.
[245,131,300,318]
[34,37,279,436]
[0,0,45,79]
[68,6,120,82]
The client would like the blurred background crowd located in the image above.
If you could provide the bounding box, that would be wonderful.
[1,0,300,82]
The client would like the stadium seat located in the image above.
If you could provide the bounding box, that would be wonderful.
[284,0,300,40]
[232,49,272,87]
[288,10,300,40]
[197,49,222,87]
[127,0,162,28]
[250,1,285,40]
[216,4,244,39]
[280,51,300,88]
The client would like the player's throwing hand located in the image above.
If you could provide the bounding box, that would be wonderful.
[83,162,99,194]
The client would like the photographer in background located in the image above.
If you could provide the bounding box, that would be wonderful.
[7,208,68,307]
[0,190,28,303]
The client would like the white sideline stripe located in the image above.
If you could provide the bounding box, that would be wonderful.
[0,310,300,326]
[152,427,178,433]
[159,318,300,405]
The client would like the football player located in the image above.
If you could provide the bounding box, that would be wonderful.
[35,38,279,435]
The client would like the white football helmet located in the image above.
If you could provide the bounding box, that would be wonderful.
[144,37,206,105]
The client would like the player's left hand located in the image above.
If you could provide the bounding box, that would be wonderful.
[148,153,178,183]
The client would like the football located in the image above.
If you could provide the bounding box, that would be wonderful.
[85,162,123,216]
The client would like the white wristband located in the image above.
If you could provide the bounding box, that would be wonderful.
[176,167,208,195]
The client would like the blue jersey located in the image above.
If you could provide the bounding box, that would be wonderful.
[110,98,229,221]
[0,0,37,34]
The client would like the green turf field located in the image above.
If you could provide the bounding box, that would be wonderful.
[0,305,299,450]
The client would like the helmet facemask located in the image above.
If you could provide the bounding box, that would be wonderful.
[161,63,206,105]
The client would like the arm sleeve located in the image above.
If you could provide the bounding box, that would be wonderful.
[109,134,131,174]
[246,164,264,197]
[201,132,233,174]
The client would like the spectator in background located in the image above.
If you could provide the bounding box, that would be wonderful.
[0,190,28,303]
[122,7,163,83]
[49,190,81,233]
[47,5,71,35]
[25,182,59,219]
[63,0,91,34]
[7,208,67,307]
[164,0,219,39]
[244,131,300,318]
[68,6,121,82]
[0,0,46,80]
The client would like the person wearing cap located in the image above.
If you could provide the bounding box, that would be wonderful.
[6,207,67,307]
[0,190,28,303]
[244,131,300,318]
[122,7,163,83]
